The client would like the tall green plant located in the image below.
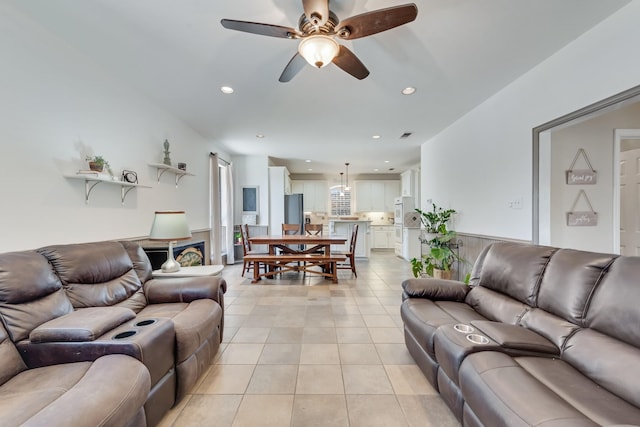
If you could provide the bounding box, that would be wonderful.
[415,204,456,234]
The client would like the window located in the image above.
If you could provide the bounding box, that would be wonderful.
[330,185,351,216]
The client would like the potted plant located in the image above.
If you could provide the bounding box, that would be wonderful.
[415,203,456,242]
[411,203,462,280]
[85,155,113,176]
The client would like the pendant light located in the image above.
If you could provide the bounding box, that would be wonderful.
[339,172,345,196]
[345,163,351,191]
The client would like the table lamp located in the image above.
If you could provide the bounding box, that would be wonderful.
[149,211,192,272]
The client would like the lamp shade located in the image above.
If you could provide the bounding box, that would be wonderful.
[149,211,192,241]
[298,35,339,68]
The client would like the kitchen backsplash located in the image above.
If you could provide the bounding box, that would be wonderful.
[306,212,395,226]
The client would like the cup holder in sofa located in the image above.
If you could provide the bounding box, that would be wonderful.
[114,330,138,340]
[466,334,490,345]
[454,324,475,333]
[135,319,157,327]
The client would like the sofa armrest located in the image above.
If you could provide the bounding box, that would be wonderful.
[143,276,227,305]
[30,307,135,343]
[470,320,559,355]
[402,278,470,301]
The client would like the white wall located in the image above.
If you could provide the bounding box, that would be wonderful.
[550,103,640,252]
[0,3,227,252]
[231,155,270,226]
[420,2,640,242]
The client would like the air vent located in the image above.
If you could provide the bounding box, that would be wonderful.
[400,132,412,139]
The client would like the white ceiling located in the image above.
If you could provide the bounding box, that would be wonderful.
[11,0,630,176]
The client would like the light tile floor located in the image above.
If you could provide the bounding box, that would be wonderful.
[159,250,460,427]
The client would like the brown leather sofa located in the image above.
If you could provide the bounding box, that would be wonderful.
[0,240,226,427]
[401,242,640,427]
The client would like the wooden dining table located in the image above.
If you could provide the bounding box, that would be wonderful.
[246,235,348,283]
[248,234,347,256]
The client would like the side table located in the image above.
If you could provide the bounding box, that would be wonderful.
[152,265,224,278]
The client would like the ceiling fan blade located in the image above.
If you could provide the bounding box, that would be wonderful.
[302,0,329,26]
[221,19,298,39]
[332,45,369,80]
[279,52,307,82]
[336,3,418,40]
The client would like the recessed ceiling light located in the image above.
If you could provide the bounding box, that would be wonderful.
[256,134,265,138]
[220,86,234,94]
[384,160,390,163]
[372,135,381,140]
[373,168,379,172]
[305,159,311,163]
[307,168,313,171]
[401,86,416,95]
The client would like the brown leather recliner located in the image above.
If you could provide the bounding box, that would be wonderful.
[0,240,226,427]
[401,242,640,427]
[0,252,150,427]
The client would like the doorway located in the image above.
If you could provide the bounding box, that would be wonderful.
[614,130,640,255]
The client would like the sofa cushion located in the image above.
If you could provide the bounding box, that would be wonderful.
[471,242,556,306]
[38,242,144,309]
[139,300,221,363]
[563,328,640,409]
[465,286,529,325]
[536,248,616,325]
[519,307,581,350]
[0,354,150,427]
[517,355,640,425]
[120,241,153,283]
[0,324,26,387]
[459,351,598,427]
[0,251,73,342]
[586,255,640,346]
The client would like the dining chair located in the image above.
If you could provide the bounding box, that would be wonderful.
[304,223,323,236]
[304,223,324,256]
[241,224,267,277]
[334,224,358,277]
[282,223,301,235]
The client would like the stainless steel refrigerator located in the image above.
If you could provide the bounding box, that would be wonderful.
[284,193,304,233]
[285,193,304,252]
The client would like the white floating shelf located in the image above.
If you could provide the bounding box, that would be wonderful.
[65,174,151,205]
[149,163,195,187]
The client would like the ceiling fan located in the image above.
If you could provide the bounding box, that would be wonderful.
[221,1,418,82]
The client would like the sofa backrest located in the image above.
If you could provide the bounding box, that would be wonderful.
[38,242,147,312]
[534,248,617,325]
[0,251,74,342]
[560,256,640,408]
[465,242,556,324]
[0,323,26,386]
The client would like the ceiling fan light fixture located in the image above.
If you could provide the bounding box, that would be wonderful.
[298,35,339,68]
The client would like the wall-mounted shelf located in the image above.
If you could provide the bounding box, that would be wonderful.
[149,163,195,187]
[65,175,151,205]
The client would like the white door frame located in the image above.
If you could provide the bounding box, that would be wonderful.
[612,129,640,254]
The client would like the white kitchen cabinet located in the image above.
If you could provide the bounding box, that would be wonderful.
[329,220,370,258]
[354,180,400,212]
[401,169,419,199]
[371,225,394,249]
[291,180,328,212]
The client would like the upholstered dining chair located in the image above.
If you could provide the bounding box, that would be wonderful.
[334,224,358,277]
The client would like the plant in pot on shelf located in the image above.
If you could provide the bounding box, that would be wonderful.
[411,203,462,280]
[85,155,113,176]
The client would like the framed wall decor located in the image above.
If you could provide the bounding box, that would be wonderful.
[242,186,259,215]
[566,148,597,185]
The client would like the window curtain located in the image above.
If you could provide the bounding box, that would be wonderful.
[221,162,234,264]
[209,153,234,265]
